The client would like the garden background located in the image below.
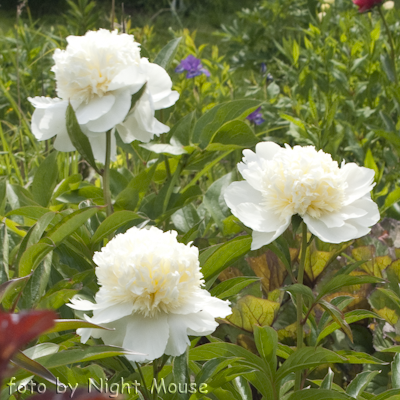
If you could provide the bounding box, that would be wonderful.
[2,0,400,399]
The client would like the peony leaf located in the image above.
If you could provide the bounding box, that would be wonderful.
[11,350,57,385]
[200,235,252,281]
[44,319,113,334]
[65,102,100,173]
[318,299,353,342]
[316,275,383,302]
[317,310,382,345]
[346,370,381,398]
[91,210,144,245]
[210,277,259,300]
[31,151,58,207]
[336,350,386,364]
[6,206,50,220]
[254,325,278,375]
[285,284,315,307]
[305,250,334,282]
[0,274,32,305]
[247,250,290,294]
[226,295,280,332]
[192,99,263,147]
[392,354,400,389]
[286,389,352,400]
[276,347,346,382]
[154,37,182,70]
[205,120,259,152]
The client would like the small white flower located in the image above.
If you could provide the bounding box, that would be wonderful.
[383,1,394,10]
[318,11,327,21]
[68,226,231,362]
[321,3,331,10]
[324,0,335,4]
[28,29,179,163]
[224,142,380,250]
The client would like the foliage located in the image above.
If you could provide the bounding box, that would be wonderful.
[1,0,400,399]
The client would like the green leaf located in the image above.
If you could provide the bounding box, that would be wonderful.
[200,236,252,280]
[392,353,400,389]
[66,102,100,172]
[346,370,380,398]
[316,275,383,302]
[0,223,9,283]
[210,277,259,300]
[6,206,51,220]
[203,172,233,231]
[317,310,381,344]
[276,347,346,382]
[19,242,54,277]
[205,120,259,151]
[232,376,253,400]
[318,299,353,342]
[287,389,351,400]
[254,325,277,375]
[91,210,144,245]
[321,368,334,390]
[45,319,113,334]
[285,284,315,307]
[173,349,190,400]
[192,100,263,147]
[47,207,100,245]
[381,187,400,213]
[336,350,386,364]
[154,37,182,69]
[20,252,52,309]
[0,274,32,305]
[37,288,80,310]
[31,152,58,207]
[381,53,396,83]
[11,351,57,385]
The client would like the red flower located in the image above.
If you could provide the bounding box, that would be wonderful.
[353,0,384,12]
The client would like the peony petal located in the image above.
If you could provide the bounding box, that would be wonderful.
[89,302,134,324]
[53,131,76,152]
[87,131,117,164]
[83,89,131,132]
[123,313,169,362]
[303,214,359,243]
[315,212,346,228]
[347,197,380,227]
[75,94,115,125]
[108,65,146,93]
[251,219,290,250]
[31,99,68,141]
[153,90,180,111]
[255,141,281,161]
[164,314,192,357]
[224,181,263,210]
[141,60,174,105]
[341,163,375,204]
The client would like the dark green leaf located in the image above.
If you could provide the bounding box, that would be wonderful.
[31,152,58,207]
[66,102,100,172]
[154,37,182,69]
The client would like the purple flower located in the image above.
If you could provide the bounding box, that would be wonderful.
[175,55,210,79]
[246,107,265,125]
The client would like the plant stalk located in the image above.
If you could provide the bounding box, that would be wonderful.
[294,222,308,391]
[103,130,113,217]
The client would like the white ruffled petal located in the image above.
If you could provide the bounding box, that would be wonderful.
[123,314,169,362]
[53,131,75,152]
[90,302,134,324]
[75,94,115,125]
[255,141,281,161]
[303,214,359,243]
[251,219,291,250]
[108,65,146,93]
[342,163,375,205]
[30,98,68,141]
[87,131,117,164]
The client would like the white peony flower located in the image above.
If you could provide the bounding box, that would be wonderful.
[383,1,394,10]
[28,29,179,163]
[68,226,231,362]
[224,142,380,250]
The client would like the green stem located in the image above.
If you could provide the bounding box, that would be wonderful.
[294,222,308,391]
[152,359,159,400]
[378,6,398,85]
[102,130,113,217]
[136,362,151,400]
